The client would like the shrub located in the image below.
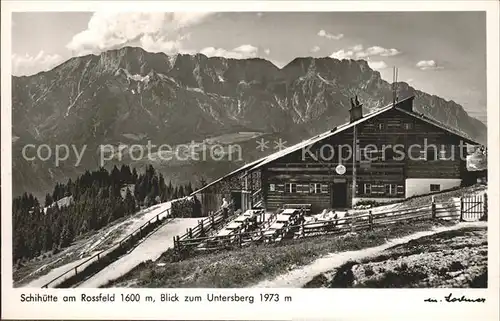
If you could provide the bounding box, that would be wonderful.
[449,261,465,272]
[364,266,375,277]
[329,261,357,288]
[171,197,202,218]
[354,200,382,208]
[361,269,427,288]
[303,273,329,288]
[469,270,487,288]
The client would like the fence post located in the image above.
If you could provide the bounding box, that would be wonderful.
[74,267,78,275]
[238,231,242,247]
[188,228,193,239]
[300,220,305,237]
[210,214,215,229]
[431,196,436,220]
[157,214,160,222]
[200,220,204,236]
[483,193,488,220]
[368,210,373,229]
[350,216,357,233]
[176,235,181,253]
[460,197,464,222]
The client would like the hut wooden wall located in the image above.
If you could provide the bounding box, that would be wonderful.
[262,108,468,212]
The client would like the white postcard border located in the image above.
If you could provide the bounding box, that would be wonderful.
[1,1,499,320]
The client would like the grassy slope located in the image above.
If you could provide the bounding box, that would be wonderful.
[14,215,131,285]
[351,184,486,214]
[106,220,455,288]
[13,202,171,287]
[305,225,487,288]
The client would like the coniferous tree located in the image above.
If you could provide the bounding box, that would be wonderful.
[132,168,138,183]
[12,164,199,262]
[44,194,54,207]
[186,182,194,195]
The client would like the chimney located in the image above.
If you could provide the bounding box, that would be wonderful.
[349,96,363,122]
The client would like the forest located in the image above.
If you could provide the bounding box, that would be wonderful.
[12,164,198,264]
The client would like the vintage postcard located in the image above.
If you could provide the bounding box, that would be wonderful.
[1,1,499,320]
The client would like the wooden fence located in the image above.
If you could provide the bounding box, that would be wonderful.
[173,193,487,257]
[173,202,238,249]
[41,204,175,288]
[460,193,487,221]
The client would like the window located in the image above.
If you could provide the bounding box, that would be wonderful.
[285,183,297,193]
[269,184,276,192]
[321,184,329,194]
[426,149,437,161]
[371,184,385,195]
[364,183,371,194]
[419,148,437,161]
[385,184,398,196]
[397,185,404,194]
[404,123,413,130]
[377,123,384,130]
[430,184,441,192]
[309,183,321,194]
[297,184,310,193]
[439,146,449,160]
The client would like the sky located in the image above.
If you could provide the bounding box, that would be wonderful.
[11,11,486,123]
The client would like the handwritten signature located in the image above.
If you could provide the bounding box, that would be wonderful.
[424,293,486,303]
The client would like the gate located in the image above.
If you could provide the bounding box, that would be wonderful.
[460,193,487,221]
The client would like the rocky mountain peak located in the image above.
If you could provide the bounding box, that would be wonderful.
[11,47,487,198]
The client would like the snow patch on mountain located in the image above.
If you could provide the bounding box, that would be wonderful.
[317,74,334,86]
[115,68,151,85]
[187,87,205,93]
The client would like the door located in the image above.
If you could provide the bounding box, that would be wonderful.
[231,191,242,211]
[241,191,252,212]
[331,182,348,208]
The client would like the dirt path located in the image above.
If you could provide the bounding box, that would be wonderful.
[77,218,199,288]
[20,199,179,288]
[253,221,487,288]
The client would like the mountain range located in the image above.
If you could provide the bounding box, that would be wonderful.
[11,46,487,199]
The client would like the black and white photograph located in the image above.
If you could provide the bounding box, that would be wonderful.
[2,6,499,320]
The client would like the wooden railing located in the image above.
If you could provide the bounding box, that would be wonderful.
[172,193,487,258]
[41,204,176,288]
